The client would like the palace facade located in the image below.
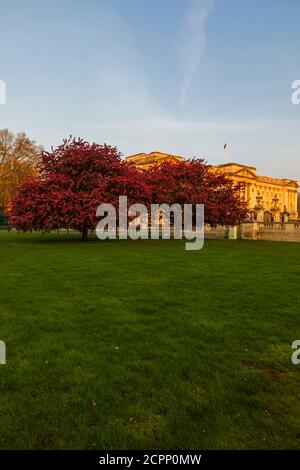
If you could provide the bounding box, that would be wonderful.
[126,151,299,221]
[126,151,183,170]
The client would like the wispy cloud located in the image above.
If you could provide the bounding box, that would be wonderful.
[179,0,214,111]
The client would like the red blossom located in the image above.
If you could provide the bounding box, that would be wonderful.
[10,137,148,240]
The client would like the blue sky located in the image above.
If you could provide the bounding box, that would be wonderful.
[0,0,300,180]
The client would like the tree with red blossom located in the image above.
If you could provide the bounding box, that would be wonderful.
[10,137,149,240]
[146,159,248,226]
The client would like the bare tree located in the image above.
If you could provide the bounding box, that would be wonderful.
[0,129,41,213]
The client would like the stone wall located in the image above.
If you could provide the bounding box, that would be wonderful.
[201,222,300,242]
[241,221,300,242]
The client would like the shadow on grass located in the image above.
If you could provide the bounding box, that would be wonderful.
[0,231,159,245]
[0,231,97,244]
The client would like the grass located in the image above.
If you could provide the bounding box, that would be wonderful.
[0,232,300,450]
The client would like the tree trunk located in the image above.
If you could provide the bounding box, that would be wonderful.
[82,225,88,241]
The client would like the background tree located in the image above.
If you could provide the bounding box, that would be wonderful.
[0,129,40,213]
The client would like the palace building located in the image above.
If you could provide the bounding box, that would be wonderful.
[126,152,299,221]
[126,151,183,170]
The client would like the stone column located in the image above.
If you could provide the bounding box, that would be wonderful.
[228,226,238,240]
[271,208,280,222]
[282,206,289,223]
[241,222,258,240]
[250,184,255,208]
[284,191,290,218]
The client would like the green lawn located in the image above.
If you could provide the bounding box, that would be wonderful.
[0,232,300,450]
